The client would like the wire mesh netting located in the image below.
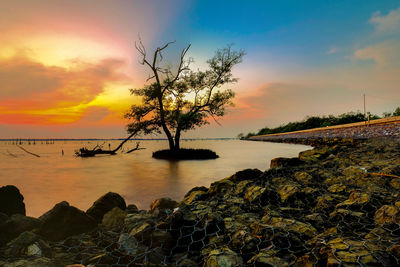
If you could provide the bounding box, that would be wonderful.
[1,138,400,266]
[48,138,400,266]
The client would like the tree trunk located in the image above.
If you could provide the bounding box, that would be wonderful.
[174,128,181,151]
[157,94,175,151]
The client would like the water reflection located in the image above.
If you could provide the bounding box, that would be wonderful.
[0,140,311,217]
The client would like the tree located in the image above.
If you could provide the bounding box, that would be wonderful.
[125,40,245,151]
[393,107,400,116]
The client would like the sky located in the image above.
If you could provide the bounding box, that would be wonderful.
[0,0,399,138]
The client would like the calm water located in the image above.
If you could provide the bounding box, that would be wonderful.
[0,139,310,217]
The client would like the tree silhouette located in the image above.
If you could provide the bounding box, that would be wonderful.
[125,40,244,151]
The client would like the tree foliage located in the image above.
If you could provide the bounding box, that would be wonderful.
[125,40,244,150]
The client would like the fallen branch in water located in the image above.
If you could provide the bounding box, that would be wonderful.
[16,144,40,157]
[126,142,146,153]
[75,132,143,157]
[6,150,17,157]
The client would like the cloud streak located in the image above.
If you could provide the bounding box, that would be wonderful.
[0,55,132,125]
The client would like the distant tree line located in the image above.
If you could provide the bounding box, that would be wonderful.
[240,107,400,139]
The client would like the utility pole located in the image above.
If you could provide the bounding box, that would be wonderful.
[363,94,366,118]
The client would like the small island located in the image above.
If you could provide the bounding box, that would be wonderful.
[152,148,219,160]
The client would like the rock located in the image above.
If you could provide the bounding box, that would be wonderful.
[307,227,338,246]
[123,212,155,233]
[234,180,251,195]
[248,249,290,266]
[0,212,9,224]
[5,231,51,257]
[184,186,208,197]
[329,208,365,222]
[294,172,313,184]
[304,213,324,225]
[118,233,145,255]
[151,197,178,211]
[299,147,330,162]
[244,185,265,202]
[374,205,400,224]
[260,215,317,238]
[208,178,234,194]
[204,247,243,267]
[390,178,400,189]
[294,254,314,266]
[101,207,127,230]
[321,238,387,266]
[87,253,115,265]
[129,221,154,242]
[149,229,174,249]
[327,183,346,193]
[0,214,42,245]
[336,190,370,208]
[182,190,208,205]
[313,194,345,213]
[342,166,367,179]
[242,185,279,205]
[38,201,96,241]
[278,184,299,202]
[125,204,139,214]
[270,157,303,168]
[0,185,25,216]
[388,244,400,258]
[228,169,263,182]
[230,230,258,253]
[86,192,126,223]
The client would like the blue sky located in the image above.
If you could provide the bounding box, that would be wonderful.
[0,0,399,138]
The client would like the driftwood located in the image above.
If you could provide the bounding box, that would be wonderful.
[75,133,144,157]
[6,150,17,158]
[16,144,40,157]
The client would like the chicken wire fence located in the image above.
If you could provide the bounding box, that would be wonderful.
[52,140,400,266]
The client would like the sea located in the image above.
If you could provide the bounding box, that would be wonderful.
[0,139,311,217]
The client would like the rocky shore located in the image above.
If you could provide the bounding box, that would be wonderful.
[1,137,400,266]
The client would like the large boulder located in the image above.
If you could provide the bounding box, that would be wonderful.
[38,201,96,241]
[0,185,26,216]
[5,231,52,258]
[0,214,42,245]
[101,207,127,230]
[86,192,126,223]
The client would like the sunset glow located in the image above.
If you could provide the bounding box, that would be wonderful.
[1,0,399,138]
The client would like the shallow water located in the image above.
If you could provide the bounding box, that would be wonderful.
[0,139,310,217]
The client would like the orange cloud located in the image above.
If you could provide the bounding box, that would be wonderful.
[0,55,134,125]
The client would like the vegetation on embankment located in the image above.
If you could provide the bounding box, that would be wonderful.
[241,107,400,139]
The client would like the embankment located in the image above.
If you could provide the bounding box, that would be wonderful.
[250,116,400,142]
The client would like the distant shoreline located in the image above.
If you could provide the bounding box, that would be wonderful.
[0,137,236,141]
